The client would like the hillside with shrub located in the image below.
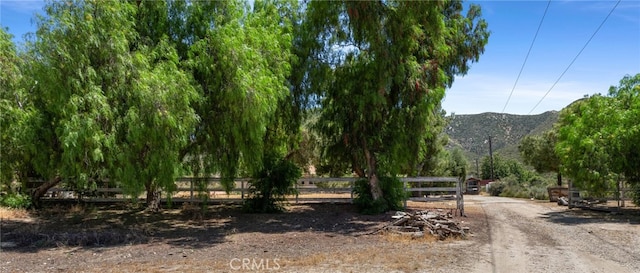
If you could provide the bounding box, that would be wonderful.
[444,111,559,162]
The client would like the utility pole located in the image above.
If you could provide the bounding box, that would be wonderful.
[475,158,479,177]
[489,136,494,181]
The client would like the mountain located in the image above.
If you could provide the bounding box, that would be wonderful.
[444,111,559,161]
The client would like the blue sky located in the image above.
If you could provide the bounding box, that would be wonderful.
[446,0,640,115]
[1,0,639,115]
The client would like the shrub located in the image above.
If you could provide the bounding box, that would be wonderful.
[488,181,505,196]
[632,184,640,206]
[489,174,551,200]
[353,176,406,214]
[0,193,31,209]
[529,186,549,200]
[243,154,301,213]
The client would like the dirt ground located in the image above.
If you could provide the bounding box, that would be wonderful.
[1,196,639,273]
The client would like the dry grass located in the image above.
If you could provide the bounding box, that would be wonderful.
[2,201,486,273]
[406,200,458,210]
[382,230,441,244]
[285,252,331,267]
[68,203,86,214]
[0,207,30,220]
[285,239,460,272]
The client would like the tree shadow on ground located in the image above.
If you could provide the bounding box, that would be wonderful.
[0,202,390,253]
[538,207,640,225]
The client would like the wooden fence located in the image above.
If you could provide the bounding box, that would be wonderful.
[31,176,464,214]
[568,181,634,209]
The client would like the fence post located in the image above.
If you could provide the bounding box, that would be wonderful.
[457,178,464,216]
[241,180,244,201]
[403,179,408,210]
[350,179,354,203]
[190,177,194,201]
[295,181,299,204]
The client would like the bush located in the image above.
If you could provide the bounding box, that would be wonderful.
[488,181,505,196]
[632,184,640,206]
[528,186,549,200]
[243,154,301,213]
[353,176,406,214]
[488,173,551,200]
[0,193,31,209]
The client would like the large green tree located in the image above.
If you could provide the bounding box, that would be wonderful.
[414,109,450,177]
[23,0,137,205]
[480,154,509,180]
[556,74,640,201]
[0,28,30,190]
[301,1,489,208]
[113,39,199,211]
[556,95,619,194]
[519,130,562,186]
[177,0,295,191]
[606,74,640,190]
[22,0,201,210]
[3,0,297,210]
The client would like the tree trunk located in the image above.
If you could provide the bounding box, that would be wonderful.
[351,149,367,178]
[557,172,562,186]
[368,172,383,200]
[145,183,161,213]
[351,164,367,177]
[363,145,383,201]
[30,176,62,208]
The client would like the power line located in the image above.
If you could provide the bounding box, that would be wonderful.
[528,0,621,114]
[502,0,551,113]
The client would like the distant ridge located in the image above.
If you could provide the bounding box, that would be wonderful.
[444,111,559,161]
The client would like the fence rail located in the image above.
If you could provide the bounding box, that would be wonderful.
[28,176,464,214]
[568,186,634,209]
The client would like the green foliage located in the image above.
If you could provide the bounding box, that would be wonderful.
[113,38,198,203]
[2,1,298,209]
[3,0,499,212]
[519,130,562,185]
[243,154,301,213]
[446,148,468,182]
[632,184,640,206]
[183,0,295,188]
[481,154,551,199]
[353,176,406,214]
[0,193,31,209]
[499,174,548,200]
[304,1,489,203]
[556,74,640,202]
[487,181,505,196]
[289,110,323,175]
[0,27,29,188]
[414,110,450,176]
[480,154,514,180]
[16,0,139,200]
[487,175,549,200]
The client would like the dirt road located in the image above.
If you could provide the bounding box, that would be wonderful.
[466,195,640,273]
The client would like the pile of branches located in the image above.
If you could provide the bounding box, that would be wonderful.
[376,210,469,240]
